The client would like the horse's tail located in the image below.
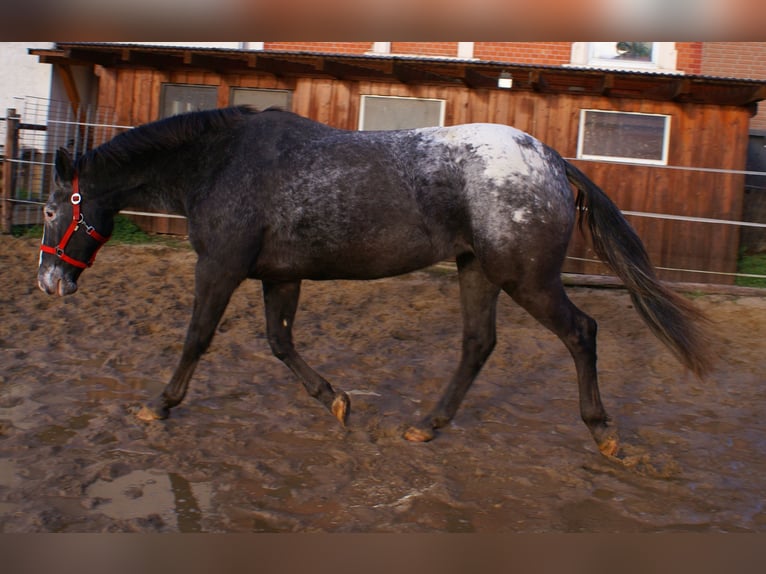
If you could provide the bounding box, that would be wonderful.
[564,159,712,377]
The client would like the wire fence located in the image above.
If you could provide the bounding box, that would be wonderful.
[1,96,128,232]
[2,98,765,286]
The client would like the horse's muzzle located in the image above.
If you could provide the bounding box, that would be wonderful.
[37,267,78,296]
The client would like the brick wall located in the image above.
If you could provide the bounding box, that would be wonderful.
[263,41,575,63]
[676,42,703,74]
[702,42,766,79]
[391,42,458,57]
[473,42,572,65]
[264,42,704,69]
[702,43,766,131]
[263,42,372,54]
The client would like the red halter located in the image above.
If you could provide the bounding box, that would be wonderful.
[40,174,111,269]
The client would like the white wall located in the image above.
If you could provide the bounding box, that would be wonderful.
[0,42,54,116]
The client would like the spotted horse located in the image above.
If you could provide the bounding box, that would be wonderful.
[38,106,711,457]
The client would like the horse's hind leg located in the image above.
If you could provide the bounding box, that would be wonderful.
[262,280,350,425]
[404,252,500,442]
[506,277,619,457]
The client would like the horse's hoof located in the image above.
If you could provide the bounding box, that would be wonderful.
[331,392,350,426]
[403,425,435,442]
[598,435,620,458]
[136,404,168,422]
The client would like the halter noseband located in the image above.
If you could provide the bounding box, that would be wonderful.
[40,174,111,269]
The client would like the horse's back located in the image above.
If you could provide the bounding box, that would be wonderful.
[237,114,576,281]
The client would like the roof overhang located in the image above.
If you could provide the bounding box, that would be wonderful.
[30,42,766,107]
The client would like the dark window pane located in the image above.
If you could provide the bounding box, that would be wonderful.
[161,84,218,118]
[231,88,292,111]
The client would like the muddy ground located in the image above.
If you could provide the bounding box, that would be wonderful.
[1,234,765,532]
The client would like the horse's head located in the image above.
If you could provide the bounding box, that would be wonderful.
[37,148,113,296]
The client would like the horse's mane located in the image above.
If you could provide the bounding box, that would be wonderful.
[77,105,268,171]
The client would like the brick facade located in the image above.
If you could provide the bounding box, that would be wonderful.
[473,42,572,65]
[264,42,702,69]
[390,42,459,57]
[676,42,703,74]
[262,42,371,54]
[702,42,766,131]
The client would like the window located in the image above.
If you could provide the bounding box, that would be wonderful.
[570,42,678,73]
[231,88,292,111]
[359,95,445,131]
[160,84,217,118]
[591,42,655,66]
[577,110,671,165]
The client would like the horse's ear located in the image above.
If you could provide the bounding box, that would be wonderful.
[54,147,75,185]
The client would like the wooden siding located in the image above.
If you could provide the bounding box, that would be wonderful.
[95,67,750,284]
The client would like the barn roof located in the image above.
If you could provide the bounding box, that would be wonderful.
[31,42,766,108]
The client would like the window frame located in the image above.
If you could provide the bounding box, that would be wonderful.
[576,109,672,166]
[569,42,679,73]
[588,42,658,70]
[358,94,446,131]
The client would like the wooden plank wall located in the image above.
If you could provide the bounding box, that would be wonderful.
[94,66,750,284]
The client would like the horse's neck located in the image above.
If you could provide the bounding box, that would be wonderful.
[91,162,189,217]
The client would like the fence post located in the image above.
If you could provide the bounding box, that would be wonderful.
[2,108,20,234]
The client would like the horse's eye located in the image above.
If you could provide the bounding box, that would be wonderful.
[43,207,55,221]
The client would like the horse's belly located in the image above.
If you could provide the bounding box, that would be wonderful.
[252,233,453,281]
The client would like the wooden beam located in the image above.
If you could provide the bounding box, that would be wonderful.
[672,78,692,100]
[250,55,322,78]
[600,74,614,96]
[462,68,497,89]
[54,63,81,114]
[319,59,391,81]
[392,62,460,85]
[2,109,19,234]
[528,70,548,92]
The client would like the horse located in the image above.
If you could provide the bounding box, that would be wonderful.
[37,106,711,457]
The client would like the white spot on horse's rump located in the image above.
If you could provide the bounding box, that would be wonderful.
[512,209,529,224]
[427,123,547,186]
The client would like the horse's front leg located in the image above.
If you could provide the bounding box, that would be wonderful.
[262,280,350,425]
[137,258,243,421]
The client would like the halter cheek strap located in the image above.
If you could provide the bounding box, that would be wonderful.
[40,174,111,269]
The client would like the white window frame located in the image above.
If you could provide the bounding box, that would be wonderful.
[570,42,679,73]
[370,42,391,54]
[457,42,475,59]
[577,109,671,166]
[358,95,446,131]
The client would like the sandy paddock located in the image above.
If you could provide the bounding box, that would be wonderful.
[1,234,765,532]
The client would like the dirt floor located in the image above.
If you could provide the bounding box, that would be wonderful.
[1,234,765,532]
